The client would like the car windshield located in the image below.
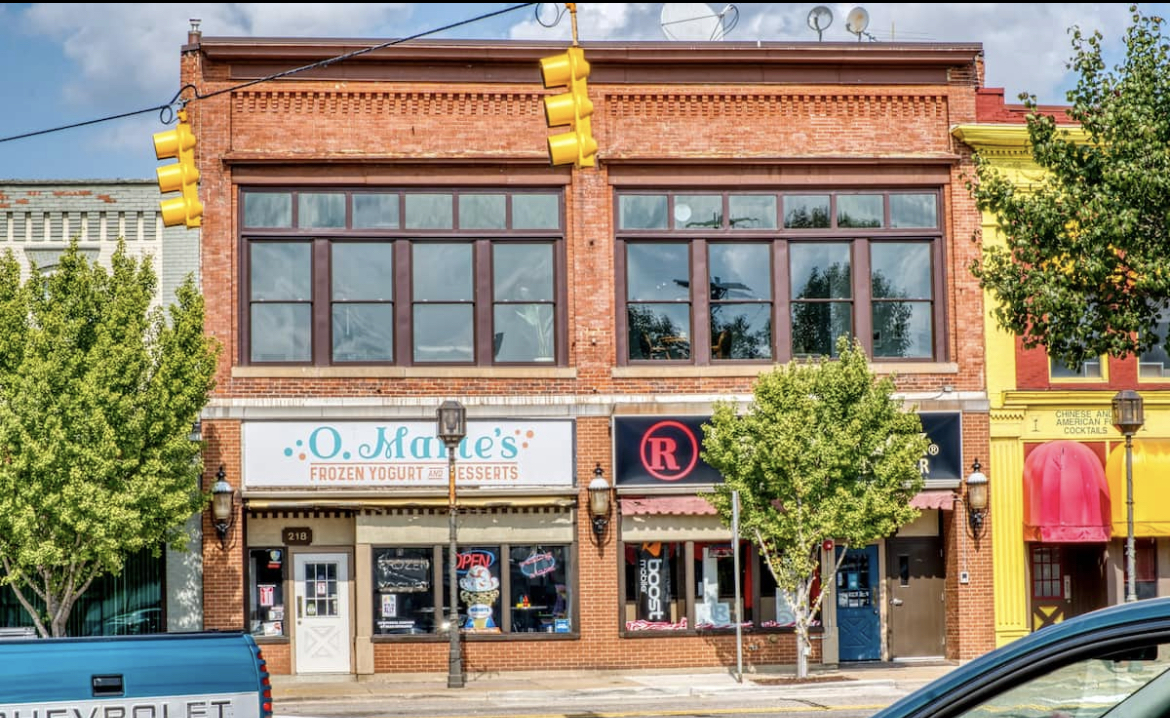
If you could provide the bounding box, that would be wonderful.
[957,643,1170,718]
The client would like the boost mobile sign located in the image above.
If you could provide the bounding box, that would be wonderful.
[243,420,574,489]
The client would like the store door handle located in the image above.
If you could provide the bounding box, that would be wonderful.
[297,596,303,619]
[890,598,904,606]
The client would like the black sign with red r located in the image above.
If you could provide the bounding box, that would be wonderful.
[614,417,722,486]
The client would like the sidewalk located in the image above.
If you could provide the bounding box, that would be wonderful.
[271,660,958,705]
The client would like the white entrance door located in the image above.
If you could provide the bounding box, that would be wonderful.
[294,553,351,674]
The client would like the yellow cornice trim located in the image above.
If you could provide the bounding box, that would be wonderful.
[1003,390,1170,408]
[951,124,1088,151]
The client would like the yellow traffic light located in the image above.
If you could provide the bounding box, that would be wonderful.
[153,109,203,229]
[540,46,597,168]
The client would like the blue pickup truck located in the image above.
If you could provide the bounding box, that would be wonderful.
[0,631,272,717]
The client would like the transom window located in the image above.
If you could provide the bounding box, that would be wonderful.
[617,190,944,364]
[241,189,563,366]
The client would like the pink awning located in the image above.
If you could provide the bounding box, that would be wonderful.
[910,490,957,510]
[1023,440,1111,543]
[620,496,718,516]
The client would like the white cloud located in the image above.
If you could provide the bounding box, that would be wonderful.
[16,3,413,112]
[12,2,1156,117]
[509,2,1143,105]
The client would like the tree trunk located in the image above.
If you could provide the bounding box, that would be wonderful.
[795,617,810,678]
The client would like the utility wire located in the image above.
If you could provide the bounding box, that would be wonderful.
[0,2,539,145]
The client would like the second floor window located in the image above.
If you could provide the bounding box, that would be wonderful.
[242,189,563,366]
[617,190,943,365]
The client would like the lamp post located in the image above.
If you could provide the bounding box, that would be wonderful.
[1112,390,1145,603]
[436,400,467,688]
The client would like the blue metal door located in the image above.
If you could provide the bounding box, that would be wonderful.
[837,545,881,661]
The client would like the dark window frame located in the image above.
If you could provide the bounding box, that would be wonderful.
[616,539,818,637]
[239,188,566,367]
[368,542,579,642]
[615,189,947,365]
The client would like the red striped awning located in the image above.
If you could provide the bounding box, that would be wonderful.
[910,490,957,510]
[620,496,718,516]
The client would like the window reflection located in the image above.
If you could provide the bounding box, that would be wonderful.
[251,304,311,362]
[872,243,932,358]
[674,195,722,229]
[890,194,937,228]
[619,195,668,229]
[627,243,691,361]
[709,243,772,360]
[250,242,312,362]
[459,194,506,230]
[251,243,310,301]
[299,193,346,228]
[244,192,292,228]
[728,195,777,229]
[413,305,473,363]
[1139,311,1170,378]
[837,194,883,228]
[512,194,560,230]
[791,243,852,357]
[405,194,454,229]
[353,194,399,229]
[784,195,830,229]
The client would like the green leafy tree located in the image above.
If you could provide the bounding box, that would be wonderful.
[0,240,220,636]
[971,5,1170,365]
[701,337,927,678]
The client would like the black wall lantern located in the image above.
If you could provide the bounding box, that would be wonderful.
[588,463,612,541]
[211,465,234,549]
[964,459,989,540]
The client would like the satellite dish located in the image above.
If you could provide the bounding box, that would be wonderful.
[807,6,833,41]
[845,7,870,40]
[661,2,739,41]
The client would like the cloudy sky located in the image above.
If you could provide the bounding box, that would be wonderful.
[0,3,1155,180]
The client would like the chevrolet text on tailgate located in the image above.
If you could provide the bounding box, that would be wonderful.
[0,631,272,718]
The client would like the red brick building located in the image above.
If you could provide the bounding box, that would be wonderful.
[184,27,995,677]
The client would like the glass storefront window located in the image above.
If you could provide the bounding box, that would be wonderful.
[373,547,436,635]
[508,545,570,633]
[248,548,286,637]
[443,546,503,633]
[693,541,753,629]
[624,542,686,631]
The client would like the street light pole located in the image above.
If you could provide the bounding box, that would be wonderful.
[436,400,467,688]
[1112,390,1145,604]
[1125,430,1136,603]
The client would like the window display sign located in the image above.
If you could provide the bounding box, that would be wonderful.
[636,543,672,622]
[376,556,431,593]
[243,420,575,489]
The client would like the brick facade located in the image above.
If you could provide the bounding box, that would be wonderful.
[189,35,995,674]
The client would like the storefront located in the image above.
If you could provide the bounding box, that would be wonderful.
[612,411,969,662]
[236,418,578,674]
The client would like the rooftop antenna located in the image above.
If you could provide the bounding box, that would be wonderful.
[660,2,739,41]
[845,7,872,42]
[807,6,833,42]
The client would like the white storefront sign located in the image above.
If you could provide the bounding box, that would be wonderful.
[243,420,575,489]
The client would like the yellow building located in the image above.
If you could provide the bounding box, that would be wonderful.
[955,91,1170,647]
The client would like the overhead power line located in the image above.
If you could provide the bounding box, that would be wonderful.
[0,2,539,145]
